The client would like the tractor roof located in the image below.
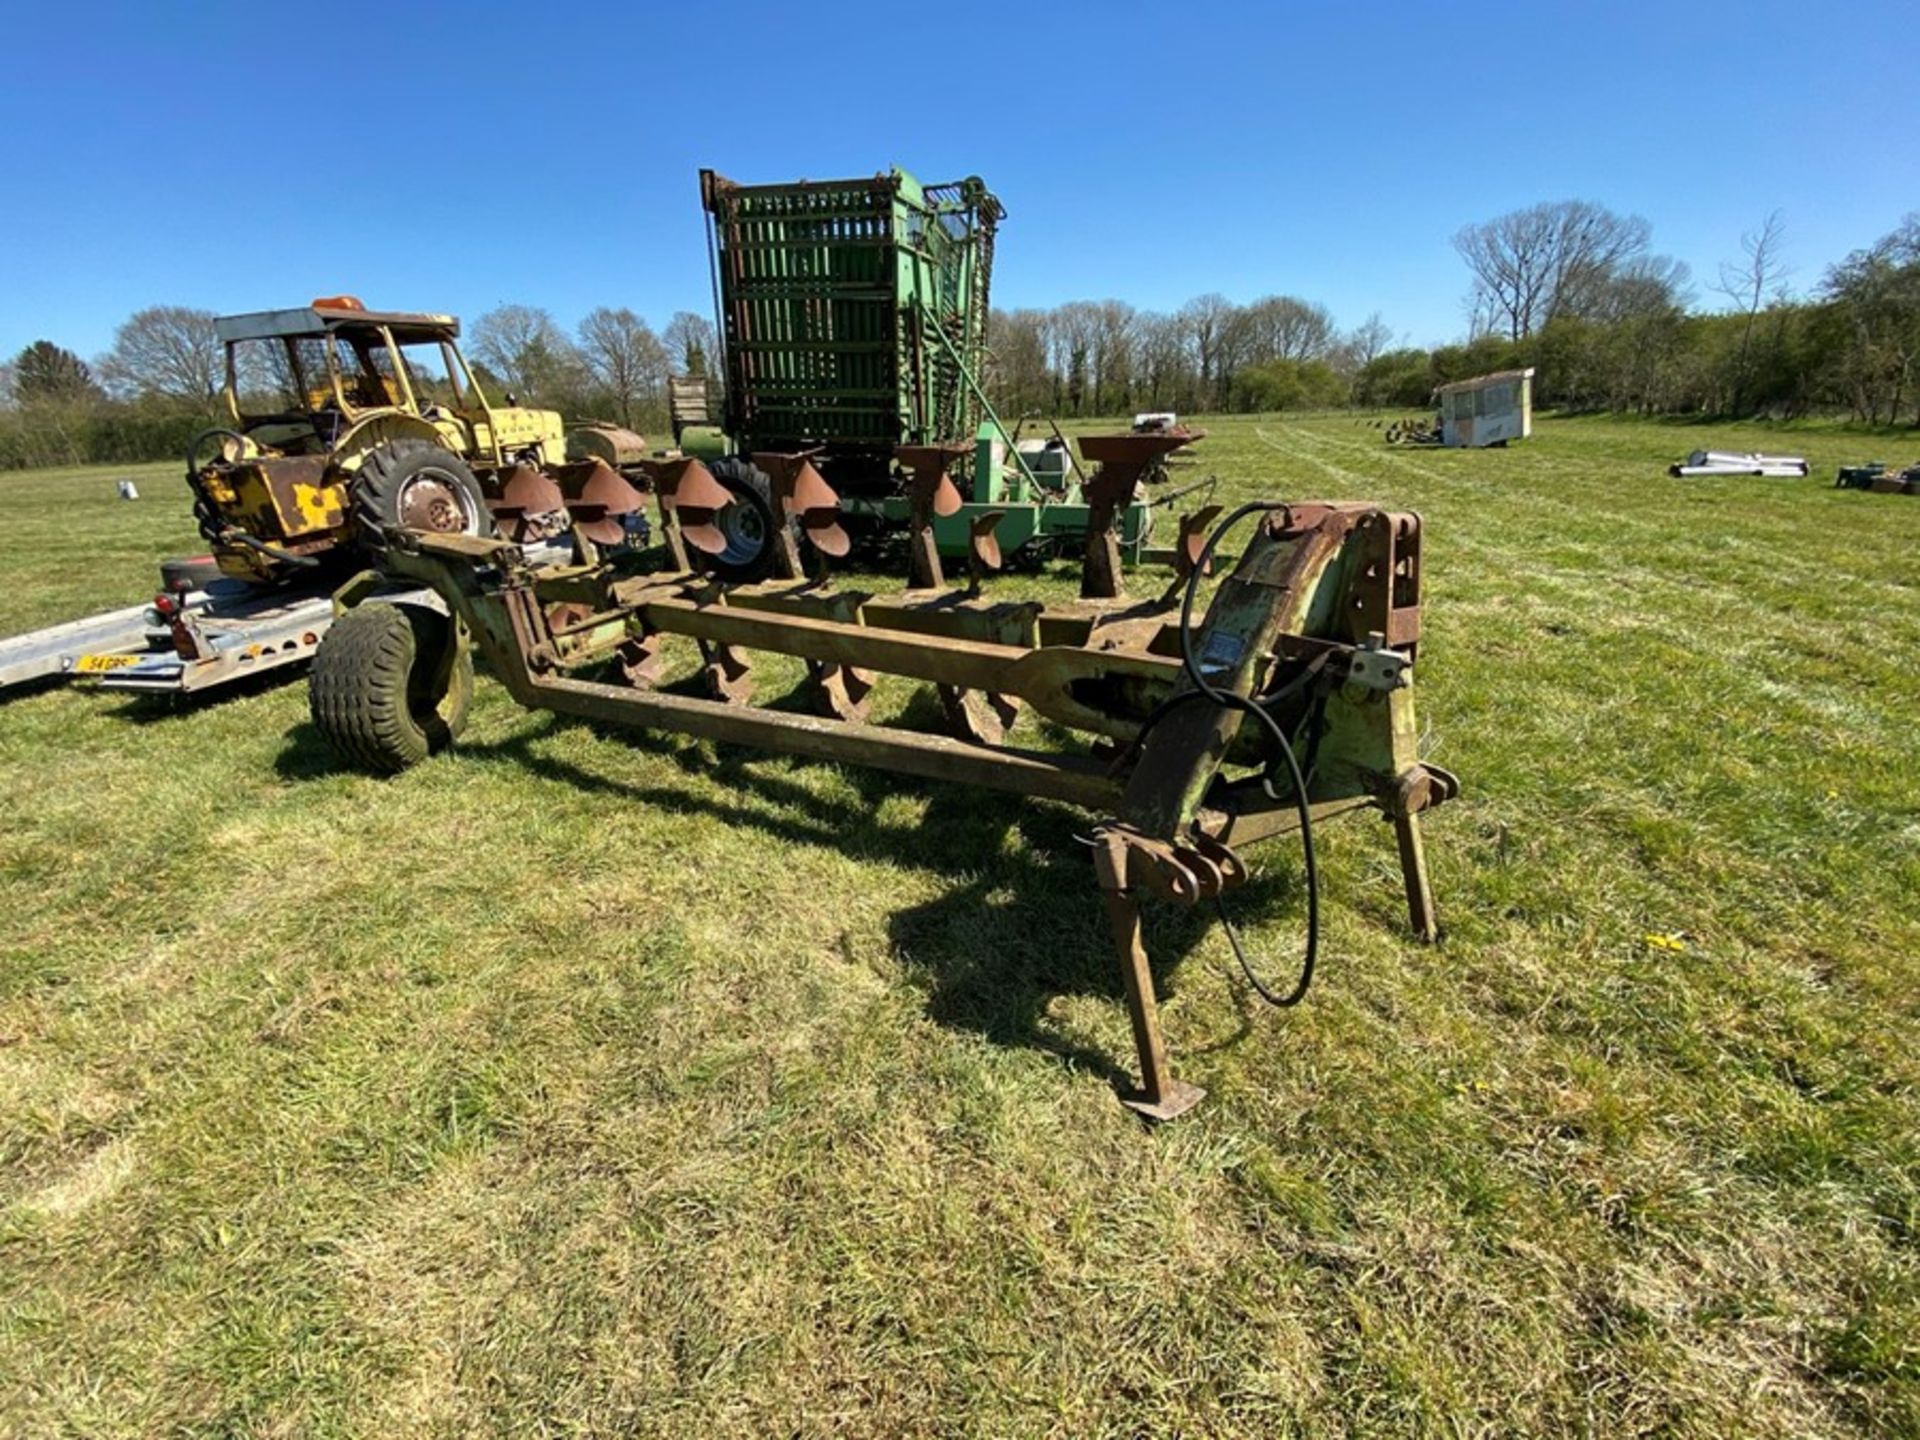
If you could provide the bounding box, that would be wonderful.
[1433,367,1535,395]
[215,303,460,346]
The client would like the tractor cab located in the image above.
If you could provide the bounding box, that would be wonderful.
[194,297,573,585]
[213,297,563,469]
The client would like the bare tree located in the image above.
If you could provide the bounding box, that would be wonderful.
[1549,204,1656,324]
[1242,296,1336,364]
[99,306,222,410]
[1713,211,1790,414]
[1179,294,1236,410]
[470,304,581,402]
[984,307,1051,416]
[1457,207,1553,340]
[1134,311,1187,410]
[1048,301,1101,413]
[1585,255,1693,324]
[1454,200,1652,339]
[663,312,719,377]
[1342,312,1395,372]
[576,307,667,428]
[1091,301,1138,415]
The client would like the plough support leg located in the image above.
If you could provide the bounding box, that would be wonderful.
[1095,836,1206,1121]
[1392,808,1438,943]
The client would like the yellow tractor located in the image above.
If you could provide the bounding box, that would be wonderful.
[188,296,640,583]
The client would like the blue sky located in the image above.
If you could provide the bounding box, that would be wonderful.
[2,1,1911,361]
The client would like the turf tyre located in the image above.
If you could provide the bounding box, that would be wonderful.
[309,602,472,774]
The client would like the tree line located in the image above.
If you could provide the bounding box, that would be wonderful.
[0,305,719,471]
[3,201,1915,471]
[986,204,1920,427]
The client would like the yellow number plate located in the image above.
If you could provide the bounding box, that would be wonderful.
[73,653,140,673]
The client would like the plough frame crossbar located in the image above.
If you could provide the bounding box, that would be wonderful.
[372,494,1455,1121]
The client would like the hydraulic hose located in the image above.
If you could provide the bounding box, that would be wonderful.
[215,529,323,569]
[1134,502,1325,1007]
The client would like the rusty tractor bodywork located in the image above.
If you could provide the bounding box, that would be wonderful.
[312,428,1456,1120]
[191,297,639,584]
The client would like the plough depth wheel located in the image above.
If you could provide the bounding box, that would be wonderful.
[309,603,472,775]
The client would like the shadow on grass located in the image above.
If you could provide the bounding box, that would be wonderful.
[0,673,69,706]
[107,663,306,724]
[273,720,359,780]
[0,661,304,718]
[273,700,1294,1095]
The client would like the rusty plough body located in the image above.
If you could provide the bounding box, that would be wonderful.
[323,430,1456,1120]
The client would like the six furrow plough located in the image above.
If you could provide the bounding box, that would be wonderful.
[313,429,1457,1119]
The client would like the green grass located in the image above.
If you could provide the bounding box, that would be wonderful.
[0,460,200,636]
[1,416,1916,1436]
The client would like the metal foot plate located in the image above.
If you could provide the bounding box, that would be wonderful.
[1119,1079,1207,1122]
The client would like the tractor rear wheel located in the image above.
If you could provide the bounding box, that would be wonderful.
[350,440,492,559]
[705,455,780,583]
[309,602,472,774]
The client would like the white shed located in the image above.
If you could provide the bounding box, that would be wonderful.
[1434,368,1534,448]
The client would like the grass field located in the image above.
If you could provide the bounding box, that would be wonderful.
[1,415,1916,1437]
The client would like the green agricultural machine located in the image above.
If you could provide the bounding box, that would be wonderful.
[679,167,1153,578]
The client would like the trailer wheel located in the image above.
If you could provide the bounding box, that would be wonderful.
[350,441,492,559]
[309,602,472,774]
[705,456,780,583]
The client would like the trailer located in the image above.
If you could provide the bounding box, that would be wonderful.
[1,541,569,699]
[1389,369,1535,448]
[65,582,348,694]
[1,600,172,692]
[0,576,380,699]
[1433,369,1533,448]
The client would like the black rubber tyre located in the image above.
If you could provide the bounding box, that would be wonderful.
[350,440,492,560]
[705,455,780,583]
[159,554,224,593]
[309,603,473,774]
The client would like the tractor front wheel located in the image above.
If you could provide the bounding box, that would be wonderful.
[309,603,472,774]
